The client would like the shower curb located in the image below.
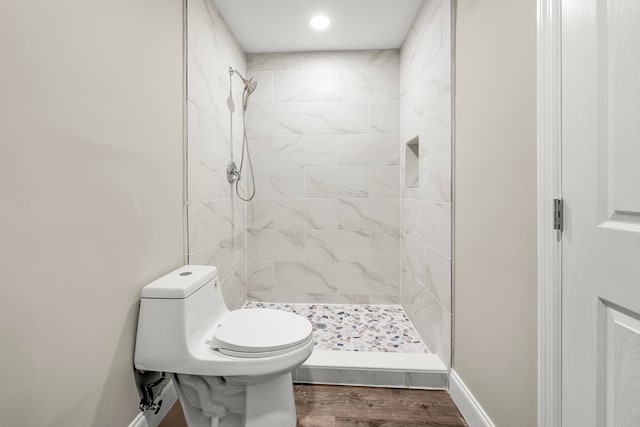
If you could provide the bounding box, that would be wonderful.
[294,350,448,390]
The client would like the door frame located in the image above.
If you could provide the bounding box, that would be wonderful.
[537,0,563,426]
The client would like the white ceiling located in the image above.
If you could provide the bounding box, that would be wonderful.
[212,0,425,53]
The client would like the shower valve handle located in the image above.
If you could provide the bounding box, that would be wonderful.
[226,160,240,183]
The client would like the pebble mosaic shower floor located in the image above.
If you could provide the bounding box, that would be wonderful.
[243,302,429,353]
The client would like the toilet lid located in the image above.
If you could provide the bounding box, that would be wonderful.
[212,309,312,354]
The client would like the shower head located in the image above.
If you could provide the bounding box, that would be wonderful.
[245,76,258,95]
[231,68,258,95]
[230,67,258,110]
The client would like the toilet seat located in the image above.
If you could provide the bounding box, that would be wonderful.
[211,309,313,358]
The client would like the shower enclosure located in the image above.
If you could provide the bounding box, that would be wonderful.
[185,0,453,389]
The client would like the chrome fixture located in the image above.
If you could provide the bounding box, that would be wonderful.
[227,66,257,201]
[230,67,257,111]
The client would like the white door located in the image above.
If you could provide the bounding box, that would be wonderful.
[562,0,640,426]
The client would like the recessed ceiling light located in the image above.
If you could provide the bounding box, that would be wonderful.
[310,15,330,31]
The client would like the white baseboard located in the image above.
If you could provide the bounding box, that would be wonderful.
[449,370,495,427]
[128,413,148,427]
[128,378,178,427]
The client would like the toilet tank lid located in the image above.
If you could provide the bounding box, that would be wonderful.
[141,265,218,299]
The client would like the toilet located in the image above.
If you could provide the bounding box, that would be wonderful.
[134,265,314,427]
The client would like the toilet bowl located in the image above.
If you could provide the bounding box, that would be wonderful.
[134,265,314,427]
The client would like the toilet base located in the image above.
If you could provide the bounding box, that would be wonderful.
[173,372,297,427]
[245,373,296,427]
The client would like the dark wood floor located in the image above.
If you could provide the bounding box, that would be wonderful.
[159,384,468,427]
[295,384,467,427]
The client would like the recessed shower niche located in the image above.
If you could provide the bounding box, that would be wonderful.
[186,0,454,391]
[405,136,420,187]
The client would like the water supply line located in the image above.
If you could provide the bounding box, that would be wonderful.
[136,370,166,414]
[227,66,256,201]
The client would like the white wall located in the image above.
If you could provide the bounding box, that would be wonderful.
[400,0,453,367]
[454,0,538,425]
[0,1,185,426]
[186,0,247,309]
[244,51,401,304]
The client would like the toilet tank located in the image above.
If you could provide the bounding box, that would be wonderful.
[134,265,229,373]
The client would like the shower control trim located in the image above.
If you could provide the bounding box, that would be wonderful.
[226,160,239,183]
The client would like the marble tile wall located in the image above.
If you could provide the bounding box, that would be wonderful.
[245,50,402,304]
[400,0,453,367]
[185,0,451,365]
[186,0,247,309]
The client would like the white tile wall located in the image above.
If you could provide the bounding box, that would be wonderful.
[247,261,274,292]
[337,198,400,230]
[188,150,230,201]
[248,134,274,165]
[247,229,306,261]
[337,262,400,296]
[247,103,304,135]
[306,230,370,263]
[402,199,452,257]
[186,0,247,309]
[245,50,403,305]
[401,276,451,367]
[336,134,399,166]
[303,102,369,134]
[187,200,234,251]
[186,0,451,362]
[274,199,339,230]
[274,262,338,294]
[337,68,399,101]
[247,199,274,230]
[246,291,388,305]
[370,167,401,198]
[253,166,305,200]
[247,53,304,71]
[273,135,336,166]
[274,69,336,102]
[246,46,469,309]
[370,231,402,262]
[369,102,401,134]
[305,166,370,198]
[400,0,453,367]
[218,231,245,279]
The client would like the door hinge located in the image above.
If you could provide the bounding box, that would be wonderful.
[553,198,563,231]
